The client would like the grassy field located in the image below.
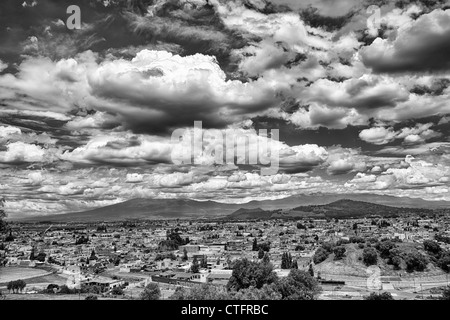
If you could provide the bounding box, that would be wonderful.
[0,267,51,285]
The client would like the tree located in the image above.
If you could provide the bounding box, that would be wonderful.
[404,252,427,272]
[362,247,378,266]
[29,247,36,260]
[0,197,7,234]
[313,247,329,264]
[182,248,188,261]
[333,246,346,260]
[111,286,124,295]
[233,284,281,300]
[191,257,200,273]
[258,248,265,259]
[276,269,321,300]
[90,249,97,260]
[375,240,396,259]
[200,256,208,269]
[227,258,278,291]
[7,280,26,293]
[423,240,442,255]
[281,252,293,269]
[442,286,450,300]
[252,238,258,251]
[308,263,314,277]
[364,292,394,300]
[262,252,270,264]
[140,283,161,300]
[171,284,229,300]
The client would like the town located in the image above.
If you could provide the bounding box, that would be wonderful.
[1,213,450,300]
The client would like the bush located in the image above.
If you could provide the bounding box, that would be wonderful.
[437,252,450,272]
[140,283,161,300]
[423,240,442,255]
[405,252,428,272]
[313,247,329,264]
[227,258,278,291]
[375,240,396,259]
[333,246,346,260]
[364,292,394,300]
[111,286,124,295]
[362,247,378,266]
[275,269,321,300]
[85,294,98,300]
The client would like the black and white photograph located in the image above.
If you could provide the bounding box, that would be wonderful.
[1,0,450,309]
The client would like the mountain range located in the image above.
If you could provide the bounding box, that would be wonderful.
[14,193,450,223]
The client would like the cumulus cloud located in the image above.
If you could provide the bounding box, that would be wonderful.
[360,123,442,145]
[361,9,450,73]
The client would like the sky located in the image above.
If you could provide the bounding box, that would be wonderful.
[1,0,450,217]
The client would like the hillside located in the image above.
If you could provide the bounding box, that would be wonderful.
[225,199,444,220]
[14,193,450,222]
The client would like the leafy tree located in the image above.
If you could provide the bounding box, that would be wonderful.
[191,257,200,273]
[313,247,329,264]
[404,252,427,272]
[111,286,124,295]
[140,283,161,300]
[442,286,450,300]
[262,252,270,264]
[333,246,346,260]
[29,247,36,260]
[181,248,188,262]
[258,248,265,259]
[276,269,321,300]
[231,284,281,300]
[227,258,278,291]
[281,252,293,269]
[252,238,258,251]
[296,222,306,230]
[200,256,208,269]
[171,284,229,300]
[362,247,378,266]
[364,292,394,300]
[423,240,442,255]
[308,263,314,277]
[375,240,396,259]
[7,280,26,293]
[437,252,450,272]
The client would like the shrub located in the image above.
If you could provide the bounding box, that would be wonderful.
[333,246,346,260]
[313,247,329,264]
[140,283,161,300]
[362,247,378,266]
[364,292,394,300]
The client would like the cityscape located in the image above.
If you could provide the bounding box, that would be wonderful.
[1,0,450,303]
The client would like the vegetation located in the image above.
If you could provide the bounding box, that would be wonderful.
[140,283,161,300]
[333,246,346,260]
[364,292,394,300]
[7,280,26,293]
[281,252,293,269]
[442,286,450,300]
[172,266,320,300]
[313,247,329,264]
[362,247,378,266]
[227,258,278,291]
[158,231,189,250]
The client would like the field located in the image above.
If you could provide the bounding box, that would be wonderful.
[0,267,51,285]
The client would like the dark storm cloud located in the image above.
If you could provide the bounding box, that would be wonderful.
[361,9,450,73]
